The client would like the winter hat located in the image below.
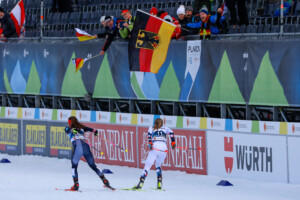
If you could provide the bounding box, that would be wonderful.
[185,6,193,12]
[100,16,106,23]
[164,15,173,23]
[105,16,114,23]
[150,7,158,15]
[121,9,130,15]
[200,5,209,15]
[0,7,4,13]
[159,12,168,20]
[177,5,185,15]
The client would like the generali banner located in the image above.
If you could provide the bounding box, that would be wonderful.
[207,130,288,182]
[138,127,207,175]
[84,123,138,168]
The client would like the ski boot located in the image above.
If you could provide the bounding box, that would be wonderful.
[70,177,79,191]
[133,176,145,189]
[100,175,115,190]
[157,174,162,189]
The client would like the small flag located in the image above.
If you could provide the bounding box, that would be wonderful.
[129,10,176,73]
[10,0,25,37]
[72,58,86,72]
[75,28,96,41]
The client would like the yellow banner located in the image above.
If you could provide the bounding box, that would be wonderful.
[26,125,46,148]
[0,123,18,145]
[50,126,72,150]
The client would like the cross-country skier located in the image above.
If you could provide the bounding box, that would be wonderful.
[134,118,176,190]
[65,116,113,191]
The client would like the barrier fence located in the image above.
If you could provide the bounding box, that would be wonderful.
[1,106,300,183]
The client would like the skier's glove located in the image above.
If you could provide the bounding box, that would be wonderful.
[171,141,176,149]
[94,130,99,136]
[64,126,71,133]
[148,142,153,150]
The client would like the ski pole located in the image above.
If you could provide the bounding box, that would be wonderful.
[152,148,168,153]
[80,138,104,155]
[175,147,201,151]
[101,138,128,152]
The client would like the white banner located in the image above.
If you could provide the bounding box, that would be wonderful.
[5,107,19,118]
[183,116,200,129]
[287,123,300,136]
[39,108,53,120]
[22,108,35,119]
[232,120,252,133]
[57,109,72,121]
[116,113,133,124]
[207,118,225,131]
[76,110,91,122]
[95,111,111,123]
[207,131,287,182]
[259,121,280,134]
[160,115,177,128]
[288,137,300,184]
[137,114,154,127]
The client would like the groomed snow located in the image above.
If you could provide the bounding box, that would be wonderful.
[0,154,299,200]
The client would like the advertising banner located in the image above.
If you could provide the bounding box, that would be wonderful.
[95,111,111,123]
[39,108,53,121]
[232,120,253,133]
[22,108,35,119]
[56,109,73,121]
[5,107,19,119]
[207,131,288,182]
[0,118,22,155]
[76,110,91,122]
[287,137,300,184]
[23,120,48,156]
[137,114,154,127]
[183,116,200,129]
[287,122,300,136]
[259,121,280,134]
[84,123,137,168]
[207,118,226,131]
[138,127,207,174]
[49,121,72,158]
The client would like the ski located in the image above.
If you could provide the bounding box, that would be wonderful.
[151,187,165,191]
[103,185,116,191]
[121,187,144,191]
[55,188,82,192]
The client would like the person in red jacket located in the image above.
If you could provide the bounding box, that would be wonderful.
[160,12,181,40]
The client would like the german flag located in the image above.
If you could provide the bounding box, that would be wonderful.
[129,10,176,73]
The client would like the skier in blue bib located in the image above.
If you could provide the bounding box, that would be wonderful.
[65,116,113,191]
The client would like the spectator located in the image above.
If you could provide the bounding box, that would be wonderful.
[118,9,135,39]
[0,7,17,38]
[186,5,225,39]
[160,13,181,40]
[185,6,200,34]
[226,0,249,26]
[150,7,158,16]
[100,16,106,27]
[193,0,212,13]
[100,16,120,55]
[176,5,190,36]
[93,16,111,39]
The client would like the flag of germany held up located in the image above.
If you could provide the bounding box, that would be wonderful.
[129,10,176,73]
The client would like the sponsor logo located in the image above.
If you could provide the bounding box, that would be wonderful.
[292,124,295,133]
[141,116,143,124]
[237,121,239,130]
[3,49,9,57]
[224,136,273,173]
[42,111,45,118]
[23,49,29,57]
[0,123,18,146]
[99,113,101,120]
[50,126,71,150]
[26,125,46,148]
[187,118,189,127]
[263,122,275,132]
[44,49,49,58]
[25,110,27,117]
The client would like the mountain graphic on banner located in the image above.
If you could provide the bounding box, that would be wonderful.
[25,60,41,95]
[93,54,120,98]
[141,73,160,99]
[3,70,13,94]
[130,72,146,99]
[61,52,87,97]
[159,61,180,101]
[249,51,289,106]
[10,60,27,94]
[208,51,245,104]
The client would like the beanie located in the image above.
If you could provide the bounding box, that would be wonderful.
[185,6,193,12]
[105,16,113,23]
[164,15,173,23]
[160,12,168,20]
[150,7,158,15]
[100,16,106,23]
[200,5,209,15]
[0,7,4,13]
[177,5,185,15]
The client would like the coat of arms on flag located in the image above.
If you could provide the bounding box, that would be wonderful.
[129,10,176,73]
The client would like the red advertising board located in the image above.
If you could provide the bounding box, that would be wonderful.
[84,123,137,168]
[138,127,207,175]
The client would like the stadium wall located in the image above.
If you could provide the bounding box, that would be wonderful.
[0,107,300,183]
[0,40,300,106]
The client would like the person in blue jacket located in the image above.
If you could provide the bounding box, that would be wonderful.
[186,5,225,39]
[65,116,113,191]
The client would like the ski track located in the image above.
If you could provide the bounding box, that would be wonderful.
[0,154,299,200]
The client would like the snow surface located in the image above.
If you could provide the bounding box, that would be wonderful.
[0,154,299,200]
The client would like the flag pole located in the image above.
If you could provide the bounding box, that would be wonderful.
[9,0,22,14]
[85,54,101,61]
